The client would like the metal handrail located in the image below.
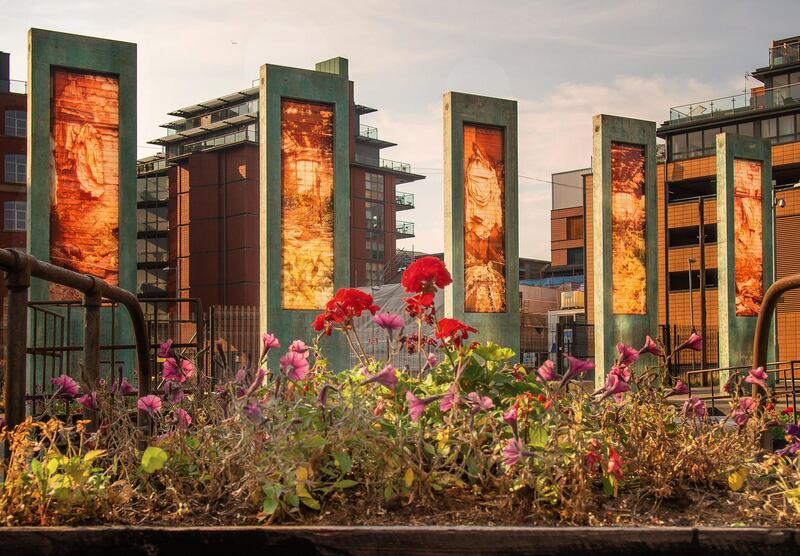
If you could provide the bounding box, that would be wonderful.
[752,274,800,394]
[0,248,152,440]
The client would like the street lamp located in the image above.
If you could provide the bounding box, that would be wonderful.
[688,256,697,332]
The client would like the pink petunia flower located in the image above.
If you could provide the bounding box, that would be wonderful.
[137,394,163,415]
[163,381,185,404]
[361,365,398,390]
[744,367,769,392]
[503,438,533,467]
[262,332,280,352]
[373,312,405,332]
[289,340,310,359]
[423,353,439,371]
[162,358,195,383]
[466,391,495,414]
[78,391,98,412]
[243,400,262,422]
[174,408,192,428]
[52,374,80,398]
[439,384,458,412]
[560,355,594,386]
[598,372,630,400]
[682,396,706,419]
[639,335,662,357]
[731,397,757,426]
[534,359,560,382]
[616,343,639,366]
[280,350,310,380]
[503,402,519,436]
[406,391,442,422]
[157,339,173,359]
[677,333,702,352]
[610,365,631,383]
[667,380,689,397]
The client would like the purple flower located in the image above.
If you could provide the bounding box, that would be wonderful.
[163,358,195,383]
[235,368,248,383]
[776,441,800,458]
[534,360,560,382]
[560,355,594,386]
[406,391,442,422]
[163,382,185,404]
[78,391,98,412]
[174,408,192,428]
[262,332,280,352]
[744,367,769,392]
[137,394,163,415]
[616,343,639,366]
[373,312,405,332]
[361,365,398,390]
[423,353,439,371]
[52,374,80,398]
[502,438,533,467]
[723,372,739,394]
[466,391,495,414]
[244,400,262,422]
[289,340,310,359]
[677,333,702,353]
[245,368,266,396]
[503,402,519,436]
[439,384,458,412]
[786,424,800,438]
[119,377,137,396]
[639,335,662,357]
[610,365,631,383]
[317,384,336,406]
[682,396,706,419]
[280,350,310,380]
[157,339,173,359]
[667,380,690,397]
[731,397,757,426]
[598,372,630,400]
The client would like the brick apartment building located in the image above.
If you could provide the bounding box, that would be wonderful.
[137,58,423,311]
[554,35,800,365]
[0,52,27,327]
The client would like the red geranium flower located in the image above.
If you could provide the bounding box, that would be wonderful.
[312,288,380,335]
[401,256,452,294]
[435,318,478,348]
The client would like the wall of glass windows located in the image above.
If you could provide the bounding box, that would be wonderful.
[4,109,25,137]
[365,201,384,230]
[365,172,384,200]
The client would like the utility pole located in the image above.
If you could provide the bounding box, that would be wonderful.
[698,199,707,369]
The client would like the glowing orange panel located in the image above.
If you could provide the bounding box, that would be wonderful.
[610,142,646,315]
[50,69,119,300]
[733,158,763,316]
[463,124,506,313]
[281,99,335,310]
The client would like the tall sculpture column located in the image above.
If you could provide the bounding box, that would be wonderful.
[592,115,658,388]
[716,132,774,370]
[259,58,351,370]
[443,92,520,355]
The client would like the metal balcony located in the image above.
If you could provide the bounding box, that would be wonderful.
[395,191,414,211]
[396,220,414,238]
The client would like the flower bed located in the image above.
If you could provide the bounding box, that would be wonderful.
[1,257,800,528]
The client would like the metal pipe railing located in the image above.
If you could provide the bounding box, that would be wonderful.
[0,248,152,440]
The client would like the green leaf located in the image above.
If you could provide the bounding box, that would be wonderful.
[185,437,201,450]
[300,496,320,510]
[304,435,327,449]
[83,449,107,463]
[602,475,616,497]
[529,426,548,449]
[383,485,394,501]
[261,484,279,515]
[332,479,358,489]
[30,458,42,476]
[332,451,352,473]
[46,457,60,475]
[286,494,300,507]
[141,446,168,474]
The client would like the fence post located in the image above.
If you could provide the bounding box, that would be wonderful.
[4,249,31,439]
[555,322,564,374]
[82,279,102,429]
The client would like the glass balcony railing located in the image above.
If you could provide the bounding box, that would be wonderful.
[167,124,257,157]
[396,220,414,237]
[0,80,27,94]
[380,158,412,173]
[395,191,414,209]
[137,158,168,174]
[770,40,800,68]
[668,82,800,124]
[359,124,378,139]
[168,99,258,133]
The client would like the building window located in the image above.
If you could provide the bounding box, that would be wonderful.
[365,172,384,200]
[761,118,777,143]
[365,262,383,286]
[566,247,583,266]
[779,114,796,142]
[4,110,26,137]
[137,236,168,264]
[668,224,717,248]
[3,201,25,231]
[365,201,383,230]
[671,134,687,159]
[4,154,25,184]
[366,230,384,261]
[668,269,718,292]
[566,215,584,240]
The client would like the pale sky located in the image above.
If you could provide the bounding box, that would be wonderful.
[3,0,800,259]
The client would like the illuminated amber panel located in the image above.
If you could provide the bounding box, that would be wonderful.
[611,142,646,315]
[463,124,506,313]
[50,69,119,300]
[281,99,335,310]
[733,158,763,316]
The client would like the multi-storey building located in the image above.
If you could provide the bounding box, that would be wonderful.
[135,153,169,299]
[0,52,27,327]
[550,168,590,278]
[138,57,423,310]
[580,35,800,364]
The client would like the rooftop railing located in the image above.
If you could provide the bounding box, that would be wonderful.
[770,40,800,68]
[395,191,414,209]
[668,82,800,124]
[167,125,257,158]
[359,124,378,140]
[380,158,412,173]
[0,79,27,94]
[137,158,168,174]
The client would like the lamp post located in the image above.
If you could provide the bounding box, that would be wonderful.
[688,256,696,332]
